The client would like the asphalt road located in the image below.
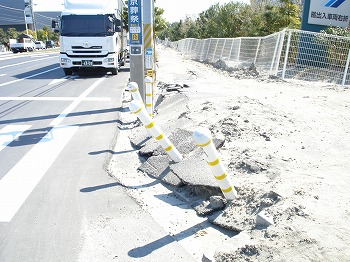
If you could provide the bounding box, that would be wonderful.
[0,51,195,261]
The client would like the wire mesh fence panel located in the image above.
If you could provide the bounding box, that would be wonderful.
[205,39,218,63]
[212,39,226,62]
[239,38,260,66]
[171,28,350,86]
[280,30,350,85]
[221,39,234,62]
[229,39,241,62]
[255,32,281,72]
[193,39,202,60]
[188,39,197,58]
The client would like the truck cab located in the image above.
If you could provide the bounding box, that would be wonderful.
[58,0,126,76]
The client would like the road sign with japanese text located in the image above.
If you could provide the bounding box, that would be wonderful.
[308,0,350,27]
[128,0,142,45]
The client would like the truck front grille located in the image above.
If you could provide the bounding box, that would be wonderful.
[71,46,102,49]
[66,54,108,58]
[72,51,101,54]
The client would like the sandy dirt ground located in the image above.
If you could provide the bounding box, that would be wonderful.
[151,44,350,261]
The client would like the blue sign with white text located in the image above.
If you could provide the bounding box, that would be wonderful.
[128,0,142,45]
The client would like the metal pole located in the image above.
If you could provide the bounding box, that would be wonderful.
[270,33,281,74]
[237,38,241,62]
[129,0,145,102]
[29,0,37,39]
[206,39,212,61]
[24,10,28,35]
[220,39,227,60]
[282,30,292,79]
[212,39,219,62]
[342,49,350,86]
[254,38,261,65]
[274,29,286,76]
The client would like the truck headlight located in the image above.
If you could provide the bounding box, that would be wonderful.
[61,58,71,63]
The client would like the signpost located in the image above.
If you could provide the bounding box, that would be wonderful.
[128,0,145,101]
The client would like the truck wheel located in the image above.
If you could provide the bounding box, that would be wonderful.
[110,68,118,75]
[64,69,73,76]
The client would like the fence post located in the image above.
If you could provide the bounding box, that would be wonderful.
[254,38,261,65]
[274,29,286,76]
[212,39,219,62]
[200,39,206,61]
[270,33,281,74]
[282,30,292,79]
[193,127,238,200]
[237,38,242,62]
[189,38,194,53]
[206,39,212,61]
[228,39,234,61]
[220,39,227,59]
[194,39,199,59]
[342,49,350,86]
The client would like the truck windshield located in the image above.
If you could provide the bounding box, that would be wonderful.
[60,15,114,36]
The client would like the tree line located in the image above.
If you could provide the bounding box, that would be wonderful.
[158,0,302,41]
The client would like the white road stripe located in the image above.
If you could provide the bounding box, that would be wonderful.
[0,76,107,222]
[48,75,79,86]
[0,74,6,77]
[0,56,54,69]
[0,125,79,222]
[0,67,60,87]
[48,77,69,85]
[0,125,31,153]
[50,76,107,126]
[0,97,111,101]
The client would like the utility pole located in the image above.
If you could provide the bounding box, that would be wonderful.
[23,10,29,35]
[29,0,37,39]
[128,0,145,102]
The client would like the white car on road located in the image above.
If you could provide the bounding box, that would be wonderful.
[35,41,46,50]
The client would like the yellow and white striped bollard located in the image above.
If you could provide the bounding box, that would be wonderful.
[129,99,182,163]
[126,82,143,103]
[193,127,237,200]
[145,76,153,116]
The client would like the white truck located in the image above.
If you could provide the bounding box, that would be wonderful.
[9,34,36,53]
[57,0,127,76]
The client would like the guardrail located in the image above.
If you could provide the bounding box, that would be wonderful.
[167,29,350,86]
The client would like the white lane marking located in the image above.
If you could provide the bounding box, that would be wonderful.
[50,76,107,126]
[0,125,31,152]
[0,74,6,77]
[48,77,69,86]
[0,97,111,101]
[49,75,79,85]
[30,54,50,58]
[0,125,79,222]
[0,67,60,87]
[0,76,107,222]
[0,56,55,69]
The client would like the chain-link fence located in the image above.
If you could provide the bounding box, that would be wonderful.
[167,29,350,86]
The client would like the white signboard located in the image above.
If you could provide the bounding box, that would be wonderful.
[308,0,350,27]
